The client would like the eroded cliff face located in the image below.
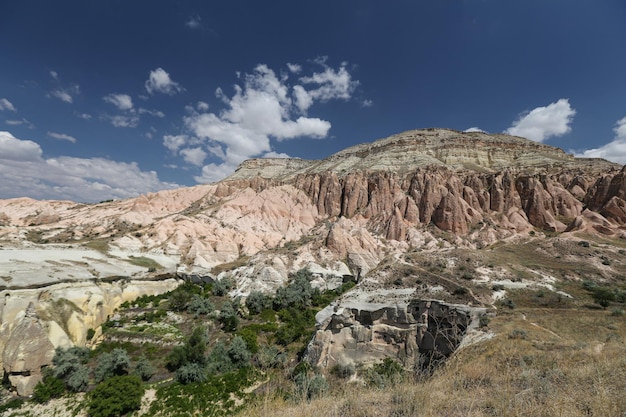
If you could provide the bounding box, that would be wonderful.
[0,128,624,395]
[304,298,484,373]
[0,279,180,395]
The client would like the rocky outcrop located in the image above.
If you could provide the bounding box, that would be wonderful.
[304,298,485,372]
[0,278,180,396]
[2,303,55,396]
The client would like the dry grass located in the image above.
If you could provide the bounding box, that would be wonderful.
[239,307,626,417]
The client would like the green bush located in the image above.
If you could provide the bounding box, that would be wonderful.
[86,328,96,341]
[236,328,259,354]
[176,362,208,384]
[51,346,90,392]
[294,373,328,400]
[219,301,239,332]
[212,277,234,296]
[134,356,156,381]
[330,363,355,379]
[166,327,208,371]
[95,348,130,382]
[66,365,89,392]
[245,290,270,315]
[88,375,144,417]
[228,336,252,368]
[365,358,404,388]
[32,373,65,403]
[187,294,214,317]
[256,345,286,370]
[273,268,314,310]
[593,286,615,308]
[207,340,235,374]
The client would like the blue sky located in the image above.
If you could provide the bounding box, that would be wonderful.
[1,1,625,202]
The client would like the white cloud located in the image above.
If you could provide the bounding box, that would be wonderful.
[0,131,42,161]
[0,98,16,112]
[103,93,133,110]
[180,147,207,166]
[47,131,77,143]
[575,117,626,165]
[50,70,58,80]
[5,118,34,129]
[0,131,178,202]
[506,98,576,142]
[193,162,239,183]
[197,101,209,111]
[163,135,189,153]
[361,99,373,108]
[185,15,202,29]
[464,127,485,133]
[180,61,359,183]
[264,151,291,158]
[75,112,92,120]
[301,61,357,97]
[138,108,165,118]
[145,68,185,95]
[49,85,80,104]
[108,114,140,128]
[287,63,301,74]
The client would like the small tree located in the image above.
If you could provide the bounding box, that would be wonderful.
[187,294,214,317]
[218,301,239,332]
[66,365,89,392]
[51,347,90,392]
[166,327,208,371]
[228,336,251,369]
[32,372,65,403]
[134,356,156,382]
[245,291,270,315]
[206,341,234,374]
[88,375,144,417]
[176,362,207,384]
[95,348,130,382]
[212,277,234,296]
[593,286,615,308]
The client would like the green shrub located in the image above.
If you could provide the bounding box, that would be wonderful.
[453,287,468,295]
[66,365,89,392]
[236,327,259,354]
[256,345,286,370]
[479,314,491,328]
[88,375,144,417]
[51,346,90,392]
[246,290,270,315]
[187,294,214,317]
[593,286,615,308]
[219,301,239,332]
[86,328,96,341]
[294,373,329,400]
[273,269,314,310]
[212,277,234,296]
[95,348,130,382]
[228,336,252,368]
[134,356,156,381]
[176,362,208,384]
[364,358,404,388]
[166,327,208,371]
[330,363,355,379]
[207,340,235,374]
[32,373,65,403]
[509,329,528,340]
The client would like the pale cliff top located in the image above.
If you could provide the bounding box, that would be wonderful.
[226,128,620,181]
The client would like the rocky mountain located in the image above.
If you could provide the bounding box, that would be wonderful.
[0,128,625,395]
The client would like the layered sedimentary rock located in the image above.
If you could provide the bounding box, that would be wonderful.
[305,297,485,372]
[0,128,624,395]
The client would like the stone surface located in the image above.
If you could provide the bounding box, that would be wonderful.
[2,303,55,396]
